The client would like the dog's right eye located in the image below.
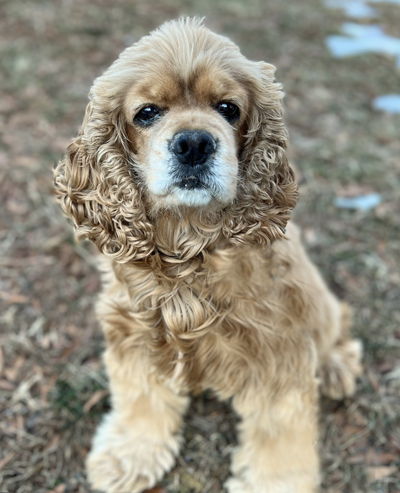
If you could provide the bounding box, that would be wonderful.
[214,102,240,123]
[135,106,162,126]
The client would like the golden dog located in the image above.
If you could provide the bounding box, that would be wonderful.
[54,18,362,493]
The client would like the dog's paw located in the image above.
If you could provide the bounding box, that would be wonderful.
[86,415,181,493]
[225,477,253,493]
[320,338,363,400]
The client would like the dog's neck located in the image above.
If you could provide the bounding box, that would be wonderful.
[151,208,226,261]
[112,210,230,371]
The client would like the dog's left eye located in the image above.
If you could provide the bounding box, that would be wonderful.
[214,102,240,122]
[135,106,162,126]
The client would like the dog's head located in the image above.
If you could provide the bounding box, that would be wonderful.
[54,18,298,262]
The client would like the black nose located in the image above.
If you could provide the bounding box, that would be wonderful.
[170,130,216,166]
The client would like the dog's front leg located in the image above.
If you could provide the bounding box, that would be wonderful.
[86,347,189,493]
[226,374,319,492]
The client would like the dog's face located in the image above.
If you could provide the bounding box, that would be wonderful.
[54,18,298,262]
[124,64,249,209]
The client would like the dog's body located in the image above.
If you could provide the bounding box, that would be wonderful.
[54,18,362,493]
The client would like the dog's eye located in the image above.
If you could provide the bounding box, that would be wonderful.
[135,106,162,126]
[214,102,240,122]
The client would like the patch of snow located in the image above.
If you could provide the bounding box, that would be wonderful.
[324,1,400,112]
[334,193,382,211]
[326,23,400,65]
[372,94,400,113]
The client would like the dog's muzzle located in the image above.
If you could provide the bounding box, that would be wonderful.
[169,130,217,190]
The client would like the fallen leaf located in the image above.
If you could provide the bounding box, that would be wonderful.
[0,452,15,470]
[347,453,365,464]
[4,356,26,382]
[144,488,167,493]
[40,374,57,403]
[343,425,364,436]
[0,290,29,304]
[376,361,393,374]
[46,484,66,493]
[57,339,81,360]
[44,434,61,452]
[0,379,16,391]
[366,465,398,482]
[365,448,399,465]
[83,389,109,413]
[14,156,38,168]
[366,369,380,393]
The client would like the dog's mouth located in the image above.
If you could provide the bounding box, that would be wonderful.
[172,162,212,191]
[177,175,207,190]
[158,155,234,206]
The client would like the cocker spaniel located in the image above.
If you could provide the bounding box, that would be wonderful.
[54,18,362,493]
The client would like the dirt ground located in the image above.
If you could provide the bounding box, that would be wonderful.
[1,0,400,492]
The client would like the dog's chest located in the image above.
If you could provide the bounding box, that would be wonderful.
[105,249,285,393]
[157,250,280,393]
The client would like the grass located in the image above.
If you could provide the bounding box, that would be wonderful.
[0,0,399,491]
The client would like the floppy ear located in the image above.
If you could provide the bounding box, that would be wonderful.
[54,101,155,263]
[224,63,298,248]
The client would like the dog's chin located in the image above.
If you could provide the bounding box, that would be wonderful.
[148,183,234,211]
[174,187,214,207]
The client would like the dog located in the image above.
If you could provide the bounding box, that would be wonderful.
[54,17,362,493]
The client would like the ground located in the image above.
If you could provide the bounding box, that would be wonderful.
[0,0,400,492]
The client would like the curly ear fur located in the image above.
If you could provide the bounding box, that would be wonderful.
[54,101,155,263]
[224,63,298,248]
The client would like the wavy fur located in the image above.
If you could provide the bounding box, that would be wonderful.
[54,18,362,493]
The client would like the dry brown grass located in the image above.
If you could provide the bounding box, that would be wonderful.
[0,0,399,492]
